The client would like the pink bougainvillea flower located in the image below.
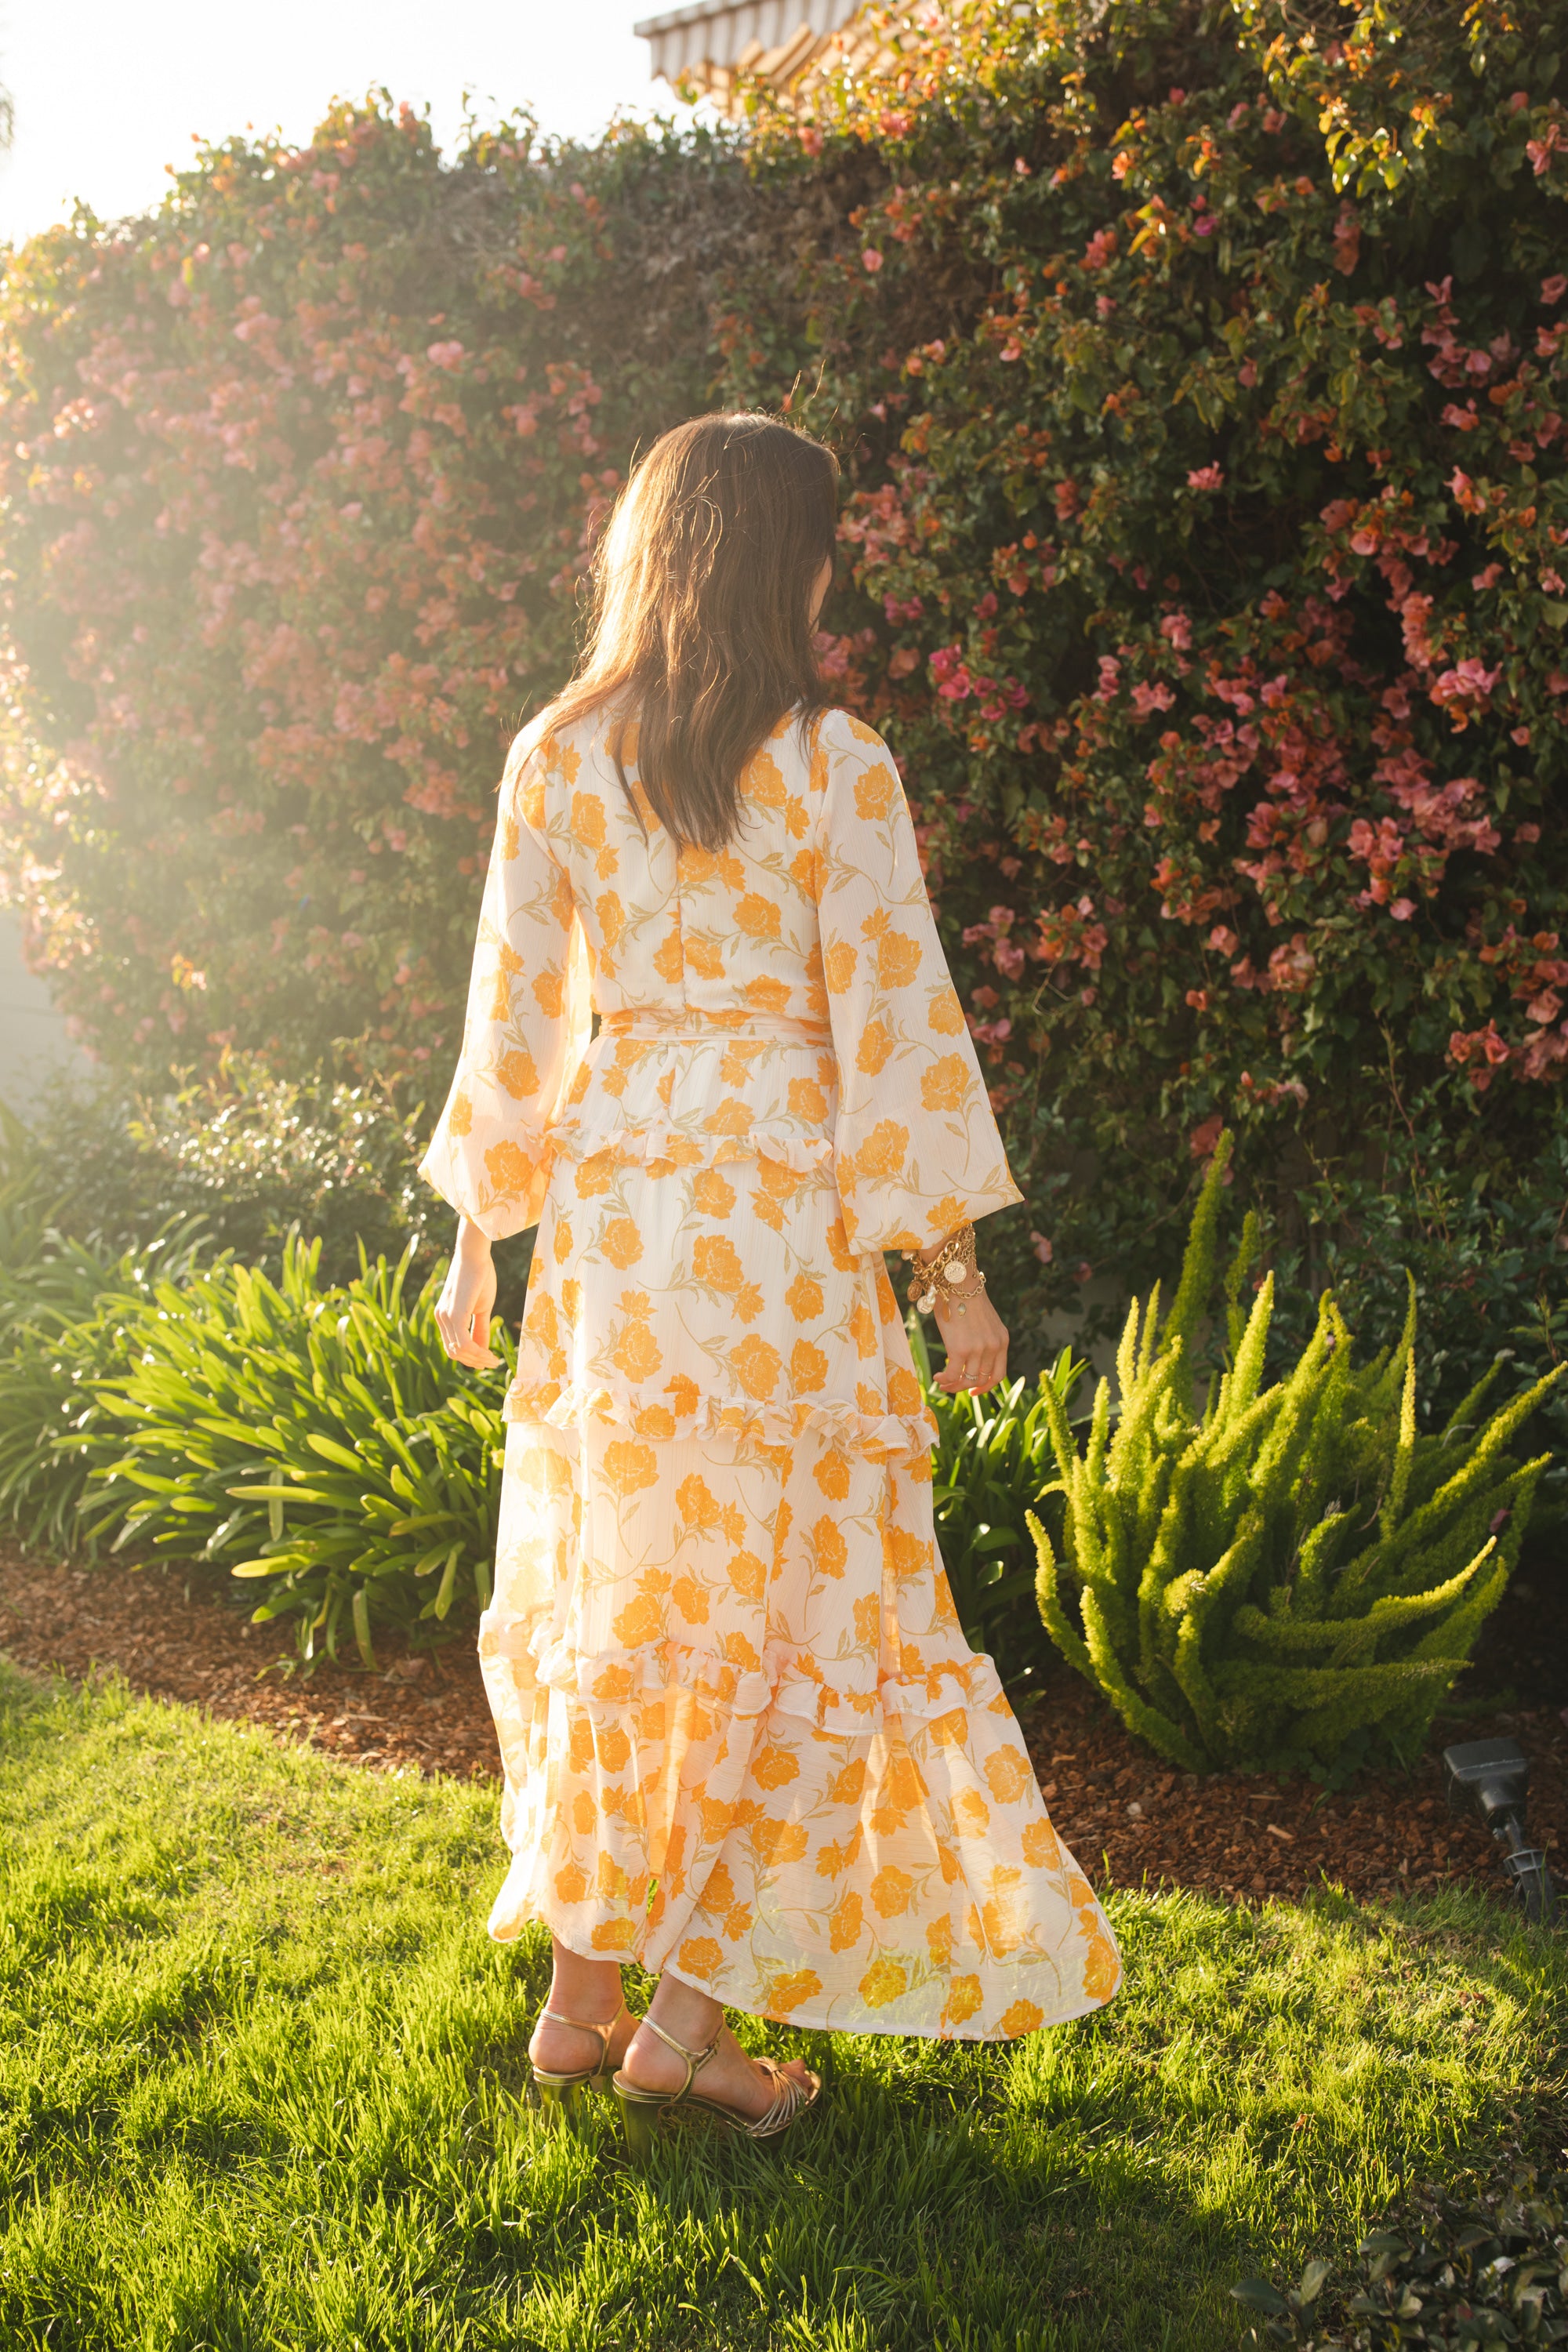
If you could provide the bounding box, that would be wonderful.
[1186,464,1224,489]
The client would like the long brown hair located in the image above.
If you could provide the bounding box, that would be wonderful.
[545,412,840,851]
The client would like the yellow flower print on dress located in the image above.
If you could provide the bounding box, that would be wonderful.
[421,706,1119,2039]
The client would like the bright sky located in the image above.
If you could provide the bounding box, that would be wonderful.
[0,0,697,247]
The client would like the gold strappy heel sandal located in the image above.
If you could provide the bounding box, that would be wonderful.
[612,2016,821,2158]
[529,1996,633,2125]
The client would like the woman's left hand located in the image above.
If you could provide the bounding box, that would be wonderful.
[931,1289,1009,1394]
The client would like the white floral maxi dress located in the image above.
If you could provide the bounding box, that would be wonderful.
[420,704,1121,2039]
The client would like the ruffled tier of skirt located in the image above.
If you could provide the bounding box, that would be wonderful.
[504,1372,938,1463]
[483,1620,998,1740]
[478,1416,1123,2040]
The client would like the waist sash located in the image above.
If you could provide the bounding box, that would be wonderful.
[597,1011,832,1048]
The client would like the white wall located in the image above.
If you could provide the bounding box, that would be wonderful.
[0,913,88,1109]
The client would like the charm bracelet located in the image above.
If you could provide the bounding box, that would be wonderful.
[902,1220,988,1317]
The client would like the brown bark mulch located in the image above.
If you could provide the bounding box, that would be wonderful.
[0,1543,499,1781]
[2,1537,1564,1911]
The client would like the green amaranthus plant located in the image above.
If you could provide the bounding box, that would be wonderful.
[65,1234,510,1668]
[1028,1136,1563,1776]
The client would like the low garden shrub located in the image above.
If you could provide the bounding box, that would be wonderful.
[61,1234,510,1666]
[20,1058,451,1292]
[1265,1096,1568,1469]
[1234,2166,1568,2347]
[0,1225,206,1557]
[0,1101,1078,1666]
[0,1103,509,1662]
[0,1220,1080,1668]
[0,1111,209,1552]
[1029,1134,1563,1777]
[6,1067,538,1336]
[0,1082,1081,1668]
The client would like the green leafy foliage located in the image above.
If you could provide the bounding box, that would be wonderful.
[0,1214,1075,1669]
[910,1305,1087,1679]
[23,1057,445,1284]
[0,1108,510,1665]
[738,0,1568,1350]
[1234,2168,1568,2348]
[61,1235,511,1666]
[1028,1134,1563,1775]
[1,1085,1073,1670]
[0,1112,209,1551]
[1265,1100,1568,1469]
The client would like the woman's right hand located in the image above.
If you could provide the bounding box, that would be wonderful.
[435,1219,500,1369]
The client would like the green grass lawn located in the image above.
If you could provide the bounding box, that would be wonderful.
[1,1662,1563,2352]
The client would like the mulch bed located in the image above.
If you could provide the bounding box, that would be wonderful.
[0,1544,499,1782]
[2,1539,1564,1910]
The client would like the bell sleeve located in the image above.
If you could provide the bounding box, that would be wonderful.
[815,710,1023,1255]
[419,731,592,1240]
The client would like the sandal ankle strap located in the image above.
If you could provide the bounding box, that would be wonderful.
[637,2014,721,2100]
[539,1995,626,2057]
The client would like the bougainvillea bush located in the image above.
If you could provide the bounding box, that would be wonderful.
[754,0,1568,1367]
[0,111,736,1074]
[4,0,1568,1386]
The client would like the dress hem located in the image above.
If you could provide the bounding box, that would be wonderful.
[490,1904,1120,2043]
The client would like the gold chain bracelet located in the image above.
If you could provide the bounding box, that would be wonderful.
[901,1221,987,1317]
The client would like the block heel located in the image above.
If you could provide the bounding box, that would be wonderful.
[532,2074,593,2126]
[612,2085,660,2158]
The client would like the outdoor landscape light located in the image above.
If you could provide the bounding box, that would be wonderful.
[1442,1737,1558,1925]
